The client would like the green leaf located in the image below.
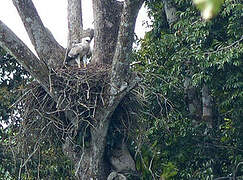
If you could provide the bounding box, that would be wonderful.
[193,0,224,20]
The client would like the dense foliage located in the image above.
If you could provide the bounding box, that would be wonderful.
[134,0,242,179]
[0,47,29,178]
[0,47,75,179]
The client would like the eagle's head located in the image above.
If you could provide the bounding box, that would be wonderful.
[82,37,91,44]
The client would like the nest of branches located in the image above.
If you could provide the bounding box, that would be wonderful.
[52,64,112,119]
[7,64,145,168]
[17,64,111,137]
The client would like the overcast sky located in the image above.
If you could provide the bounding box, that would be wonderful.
[0,0,150,53]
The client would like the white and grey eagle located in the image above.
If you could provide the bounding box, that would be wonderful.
[66,37,92,68]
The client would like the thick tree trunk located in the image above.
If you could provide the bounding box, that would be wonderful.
[163,1,203,121]
[67,0,83,49]
[68,119,110,179]
[92,0,123,64]
[184,77,202,119]
[64,0,144,179]
[0,0,144,179]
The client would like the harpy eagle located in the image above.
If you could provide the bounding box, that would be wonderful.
[66,37,92,68]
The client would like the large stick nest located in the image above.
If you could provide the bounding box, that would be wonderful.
[9,64,144,157]
[52,64,112,119]
[19,64,112,137]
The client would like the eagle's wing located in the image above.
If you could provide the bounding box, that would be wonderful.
[67,42,90,68]
[68,43,85,57]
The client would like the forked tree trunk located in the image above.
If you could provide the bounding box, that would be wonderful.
[0,0,144,179]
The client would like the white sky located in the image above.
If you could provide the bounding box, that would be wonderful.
[0,0,150,53]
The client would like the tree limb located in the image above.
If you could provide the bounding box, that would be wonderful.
[67,0,83,49]
[111,0,144,95]
[92,0,123,64]
[12,0,65,68]
[0,20,52,97]
[202,85,212,127]
[81,28,94,40]
[163,0,178,26]
[113,0,144,64]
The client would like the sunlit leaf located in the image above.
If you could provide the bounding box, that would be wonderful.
[193,0,224,20]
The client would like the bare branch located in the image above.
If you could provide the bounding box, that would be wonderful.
[12,0,65,68]
[0,20,52,96]
[67,0,83,49]
[233,161,243,179]
[205,35,243,55]
[92,0,123,64]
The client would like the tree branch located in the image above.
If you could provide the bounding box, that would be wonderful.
[67,0,83,49]
[184,77,202,119]
[12,0,65,68]
[163,0,178,26]
[111,0,144,95]
[113,0,144,65]
[92,0,123,64]
[202,85,212,127]
[0,20,52,97]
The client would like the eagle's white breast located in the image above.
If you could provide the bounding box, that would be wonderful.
[68,37,91,68]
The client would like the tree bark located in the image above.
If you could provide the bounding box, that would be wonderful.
[163,1,203,121]
[92,0,123,64]
[70,0,144,178]
[202,85,212,127]
[67,0,83,49]
[12,0,65,68]
[1,0,144,179]
[111,0,144,99]
[184,77,202,119]
[0,20,52,97]
[163,0,178,26]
